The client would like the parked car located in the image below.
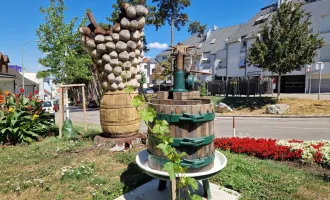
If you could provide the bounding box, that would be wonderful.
[88,100,99,108]
[143,88,154,94]
[42,101,55,118]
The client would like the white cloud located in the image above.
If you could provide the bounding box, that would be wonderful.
[147,42,169,49]
[144,56,151,59]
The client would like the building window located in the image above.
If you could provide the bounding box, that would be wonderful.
[210,39,216,44]
[320,15,330,34]
[202,58,211,64]
[239,56,246,68]
[240,39,247,53]
[320,45,330,62]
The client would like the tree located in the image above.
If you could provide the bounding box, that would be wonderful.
[188,21,207,39]
[36,0,92,84]
[152,65,165,91]
[247,2,323,100]
[159,56,173,81]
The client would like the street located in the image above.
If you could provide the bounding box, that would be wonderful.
[56,107,330,141]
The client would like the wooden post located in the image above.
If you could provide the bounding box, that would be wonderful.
[170,180,176,200]
[82,86,87,133]
[59,87,64,138]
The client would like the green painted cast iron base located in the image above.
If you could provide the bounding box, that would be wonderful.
[170,70,188,92]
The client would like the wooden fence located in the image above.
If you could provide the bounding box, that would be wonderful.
[207,78,273,96]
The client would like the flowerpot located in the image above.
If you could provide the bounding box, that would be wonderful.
[100,91,141,137]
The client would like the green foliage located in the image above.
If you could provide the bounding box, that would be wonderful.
[199,82,207,97]
[188,21,207,39]
[159,57,173,81]
[0,91,54,145]
[178,176,202,200]
[151,120,170,137]
[36,0,92,84]
[132,95,145,107]
[247,2,323,99]
[152,0,191,31]
[139,71,147,86]
[138,107,156,123]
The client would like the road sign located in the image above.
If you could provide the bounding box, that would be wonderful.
[316,62,324,71]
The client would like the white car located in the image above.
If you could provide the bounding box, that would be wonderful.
[42,101,55,117]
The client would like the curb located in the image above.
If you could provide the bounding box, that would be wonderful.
[215,114,330,118]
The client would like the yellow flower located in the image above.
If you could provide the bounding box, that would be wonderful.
[32,114,39,121]
[8,107,14,113]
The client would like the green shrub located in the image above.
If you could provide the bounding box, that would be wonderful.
[0,90,54,144]
[200,82,207,97]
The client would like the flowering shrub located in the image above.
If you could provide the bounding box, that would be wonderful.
[215,137,330,168]
[0,89,54,144]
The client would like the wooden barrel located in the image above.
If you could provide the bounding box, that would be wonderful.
[100,91,141,138]
[147,99,215,173]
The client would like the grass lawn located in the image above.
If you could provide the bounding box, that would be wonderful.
[1,126,329,200]
[212,151,330,200]
[209,96,330,116]
[0,128,152,200]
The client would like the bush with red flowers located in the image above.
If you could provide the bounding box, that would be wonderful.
[215,137,330,168]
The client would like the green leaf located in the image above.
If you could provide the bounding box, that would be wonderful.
[22,98,29,105]
[185,177,199,191]
[124,86,135,93]
[139,107,156,123]
[132,95,145,107]
[163,162,176,180]
[157,143,174,156]
[190,194,202,200]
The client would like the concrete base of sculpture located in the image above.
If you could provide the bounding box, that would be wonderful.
[114,179,240,200]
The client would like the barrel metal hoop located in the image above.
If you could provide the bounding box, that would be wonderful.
[149,134,215,147]
[156,112,215,123]
[148,152,215,169]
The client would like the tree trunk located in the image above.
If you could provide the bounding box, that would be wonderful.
[277,75,281,101]
[170,14,174,86]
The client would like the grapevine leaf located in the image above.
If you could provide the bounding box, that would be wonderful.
[186,177,199,191]
[178,152,187,159]
[152,120,169,135]
[190,194,202,200]
[139,107,156,123]
[132,95,145,107]
[157,143,174,156]
[164,162,176,180]
[163,135,174,145]
[124,86,134,93]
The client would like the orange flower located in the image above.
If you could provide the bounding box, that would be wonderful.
[4,91,11,96]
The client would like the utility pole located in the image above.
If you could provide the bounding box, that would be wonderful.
[22,40,40,90]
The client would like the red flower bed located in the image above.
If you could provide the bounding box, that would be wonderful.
[214,137,303,161]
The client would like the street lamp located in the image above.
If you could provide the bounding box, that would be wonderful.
[22,40,40,90]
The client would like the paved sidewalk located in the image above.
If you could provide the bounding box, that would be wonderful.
[263,93,330,100]
[115,179,240,200]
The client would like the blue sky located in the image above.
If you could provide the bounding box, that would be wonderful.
[0,0,271,73]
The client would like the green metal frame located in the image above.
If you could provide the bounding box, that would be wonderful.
[148,152,215,169]
[156,112,215,123]
[149,134,215,147]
